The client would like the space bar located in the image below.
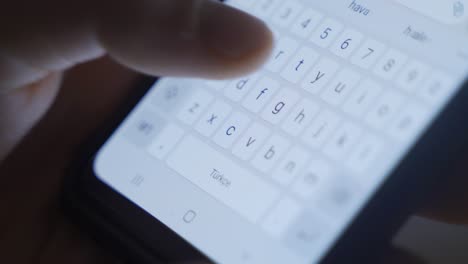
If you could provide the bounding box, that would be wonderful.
[166,135,279,223]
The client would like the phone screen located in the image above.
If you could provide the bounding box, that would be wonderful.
[93,0,468,263]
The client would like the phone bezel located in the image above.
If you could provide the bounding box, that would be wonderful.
[63,71,468,263]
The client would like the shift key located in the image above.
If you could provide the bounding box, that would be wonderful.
[166,135,279,223]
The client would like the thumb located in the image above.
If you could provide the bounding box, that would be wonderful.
[0,0,272,90]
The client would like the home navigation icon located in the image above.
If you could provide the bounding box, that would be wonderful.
[183,210,197,223]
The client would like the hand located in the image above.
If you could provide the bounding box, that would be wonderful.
[0,0,273,160]
[0,0,272,263]
[1,0,467,263]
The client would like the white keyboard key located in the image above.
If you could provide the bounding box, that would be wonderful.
[291,159,332,199]
[316,178,357,217]
[271,1,303,28]
[350,38,386,69]
[302,110,340,148]
[365,90,405,129]
[283,210,330,256]
[310,18,344,48]
[195,100,232,137]
[224,73,260,102]
[389,104,429,141]
[251,0,282,19]
[280,46,319,83]
[266,37,300,73]
[342,79,383,117]
[166,135,279,223]
[396,60,430,92]
[290,8,324,38]
[282,99,320,136]
[242,77,280,113]
[321,69,361,106]
[147,123,185,159]
[213,111,251,149]
[151,78,191,113]
[205,79,228,91]
[346,134,383,174]
[373,49,408,80]
[418,71,455,105]
[262,198,302,238]
[177,89,214,125]
[232,122,271,161]
[272,147,309,186]
[123,110,165,147]
[330,29,364,59]
[252,135,291,173]
[301,57,340,94]
[261,88,300,125]
[323,122,362,160]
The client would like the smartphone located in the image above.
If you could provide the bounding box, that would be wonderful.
[64,0,468,263]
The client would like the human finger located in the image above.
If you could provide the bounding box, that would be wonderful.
[0,0,272,91]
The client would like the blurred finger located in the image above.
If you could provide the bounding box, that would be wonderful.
[0,58,139,263]
[0,0,272,91]
[0,73,62,160]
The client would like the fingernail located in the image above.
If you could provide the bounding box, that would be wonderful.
[199,1,273,60]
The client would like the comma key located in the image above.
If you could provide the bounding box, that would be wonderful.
[147,123,185,160]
